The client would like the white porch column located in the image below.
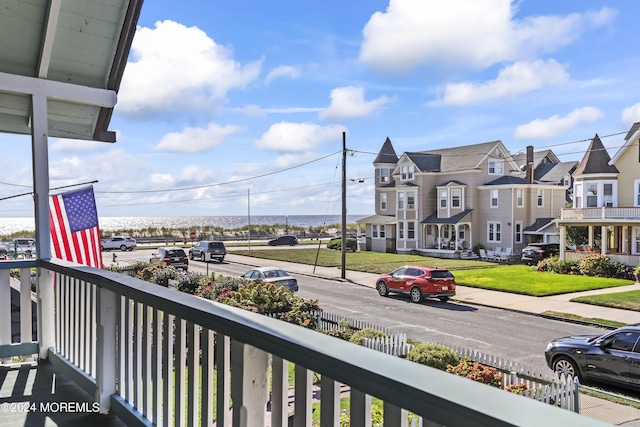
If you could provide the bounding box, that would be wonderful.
[559,226,566,260]
[231,341,269,427]
[601,225,607,255]
[95,287,117,412]
[437,225,442,249]
[31,93,55,359]
[588,226,594,249]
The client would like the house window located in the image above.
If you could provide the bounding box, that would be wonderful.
[380,225,386,238]
[407,192,415,209]
[603,184,613,207]
[636,180,640,207]
[440,190,447,208]
[451,189,461,208]
[372,225,378,238]
[488,222,501,243]
[516,189,524,207]
[380,168,390,183]
[537,189,544,207]
[397,192,405,210]
[380,193,387,210]
[401,165,414,180]
[490,189,499,207]
[515,222,523,243]
[586,184,597,207]
[426,225,432,235]
[398,222,405,239]
[408,222,415,239]
[488,160,504,175]
[575,183,582,208]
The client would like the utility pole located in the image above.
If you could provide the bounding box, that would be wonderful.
[341,131,346,279]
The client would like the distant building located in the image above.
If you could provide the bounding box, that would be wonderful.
[356,137,577,258]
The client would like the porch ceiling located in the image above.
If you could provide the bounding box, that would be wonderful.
[0,0,143,142]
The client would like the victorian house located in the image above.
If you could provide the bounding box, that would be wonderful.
[357,137,577,257]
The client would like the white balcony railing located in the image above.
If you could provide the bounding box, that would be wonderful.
[0,259,609,427]
[561,206,640,220]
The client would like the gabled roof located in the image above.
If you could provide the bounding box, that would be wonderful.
[485,176,531,186]
[374,137,399,164]
[512,149,560,171]
[421,209,473,225]
[609,122,640,164]
[523,218,555,233]
[423,140,519,173]
[572,134,619,176]
[535,161,578,184]
[0,0,143,142]
[404,152,441,172]
[355,214,397,225]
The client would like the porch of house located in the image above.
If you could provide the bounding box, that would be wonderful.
[0,259,608,427]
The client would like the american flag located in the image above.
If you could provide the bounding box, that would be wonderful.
[49,187,103,268]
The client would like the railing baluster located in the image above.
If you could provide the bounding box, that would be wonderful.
[0,269,10,363]
[350,388,371,427]
[174,317,186,427]
[187,321,199,426]
[142,303,152,419]
[320,376,341,427]
[215,334,230,427]
[271,355,288,427]
[293,365,313,427]
[201,327,214,427]
[162,313,174,427]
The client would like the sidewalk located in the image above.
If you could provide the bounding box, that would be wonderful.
[227,253,640,325]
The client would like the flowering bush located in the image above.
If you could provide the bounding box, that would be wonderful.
[578,253,635,279]
[446,357,502,388]
[349,328,387,345]
[406,343,459,371]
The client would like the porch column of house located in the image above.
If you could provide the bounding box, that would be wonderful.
[231,340,269,427]
[588,226,594,249]
[437,224,443,249]
[559,226,566,260]
[468,223,473,250]
[601,225,608,255]
[31,93,55,358]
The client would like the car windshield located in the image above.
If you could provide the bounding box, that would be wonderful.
[166,250,185,257]
[263,269,288,278]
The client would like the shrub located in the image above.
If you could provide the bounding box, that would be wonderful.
[327,238,357,252]
[349,327,387,345]
[406,343,459,371]
[172,270,206,294]
[446,357,502,388]
[217,280,294,314]
[276,298,321,329]
[579,253,612,277]
[472,243,485,257]
[535,256,579,274]
[322,328,354,341]
[196,275,246,300]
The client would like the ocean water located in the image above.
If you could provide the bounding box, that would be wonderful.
[0,215,367,236]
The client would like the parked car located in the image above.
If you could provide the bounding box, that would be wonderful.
[101,236,137,251]
[520,242,560,265]
[12,238,36,255]
[188,240,226,262]
[150,247,189,270]
[267,235,299,246]
[545,325,640,391]
[240,267,299,292]
[376,266,456,303]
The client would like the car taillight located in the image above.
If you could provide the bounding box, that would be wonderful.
[162,257,171,262]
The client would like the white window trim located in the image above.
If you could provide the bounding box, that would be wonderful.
[487,221,501,243]
[490,189,499,208]
[407,192,416,210]
[397,191,405,210]
[380,193,387,211]
[488,160,504,175]
[407,221,416,239]
[636,180,640,207]
[515,221,523,243]
[537,189,544,208]
[516,188,524,208]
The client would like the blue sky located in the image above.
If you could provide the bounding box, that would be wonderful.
[2,0,640,218]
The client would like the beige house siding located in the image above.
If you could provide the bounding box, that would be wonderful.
[613,136,640,207]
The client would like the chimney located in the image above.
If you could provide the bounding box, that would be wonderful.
[526,145,534,183]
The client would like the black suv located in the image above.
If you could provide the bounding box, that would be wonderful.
[267,235,299,246]
[188,240,227,262]
[150,247,189,270]
[521,243,560,265]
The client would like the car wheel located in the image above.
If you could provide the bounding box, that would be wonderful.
[200,253,206,262]
[553,356,580,380]
[410,287,422,303]
[376,281,389,297]
[189,252,194,260]
[438,296,451,302]
[218,257,224,262]
[120,245,127,251]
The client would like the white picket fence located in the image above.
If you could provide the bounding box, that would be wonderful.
[361,335,580,412]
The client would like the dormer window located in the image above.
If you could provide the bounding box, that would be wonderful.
[400,165,414,180]
[488,160,504,175]
[379,168,390,183]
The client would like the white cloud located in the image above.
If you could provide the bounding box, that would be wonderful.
[359,0,615,73]
[319,86,392,120]
[118,20,262,114]
[255,122,347,152]
[513,107,604,139]
[622,103,640,125]
[265,66,300,85]
[155,123,242,153]
[177,165,219,184]
[441,60,569,105]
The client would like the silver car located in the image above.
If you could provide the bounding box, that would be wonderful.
[241,267,299,292]
[101,236,137,251]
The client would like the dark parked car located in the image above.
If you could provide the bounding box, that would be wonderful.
[241,267,299,292]
[188,240,226,262]
[376,266,456,303]
[150,247,189,270]
[545,325,640,391]
[268,235,299,246]
[521,242,560,265]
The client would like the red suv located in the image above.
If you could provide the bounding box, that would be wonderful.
[376,266,456,303]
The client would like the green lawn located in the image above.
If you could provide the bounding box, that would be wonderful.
[570,290,640,312]
[230,248,634,297]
